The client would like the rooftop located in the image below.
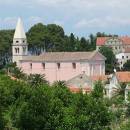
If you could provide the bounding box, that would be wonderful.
[14,18,26,39]
[116,71,130,83]
[96,36,130,46]
[21,51,106,62]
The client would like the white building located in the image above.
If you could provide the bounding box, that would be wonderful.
[116,48,130,69]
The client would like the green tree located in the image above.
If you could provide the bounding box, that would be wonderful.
[123,60,130,71]
[27,74,49,87]
[99,46,116,74]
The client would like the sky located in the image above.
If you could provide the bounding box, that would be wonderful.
[0,0,130,37]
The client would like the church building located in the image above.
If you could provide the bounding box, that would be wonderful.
[12,18,106,83]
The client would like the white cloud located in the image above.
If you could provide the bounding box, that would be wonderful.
[75,16,130,29]
[0,17,17,29]
[1,0,130,35]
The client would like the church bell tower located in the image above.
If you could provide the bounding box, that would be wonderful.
[12,18,28,66]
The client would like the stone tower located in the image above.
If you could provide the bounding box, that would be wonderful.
[12,18,28,66]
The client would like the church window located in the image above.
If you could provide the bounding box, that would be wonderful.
[17,48,19,53]
[15,48,19,53]
[23,40,25,43]
[122,56,124,59]
[42,63,45,69]
[57,63,60,69]
[15,48,17,53]
[72,63,76,69]
[30,63,32,69]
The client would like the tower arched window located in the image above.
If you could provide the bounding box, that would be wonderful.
[17,48,19,53]
[15,48,17,53]
[15,48,19,53]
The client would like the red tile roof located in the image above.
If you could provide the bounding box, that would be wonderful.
[96,37,108,46]
[116,71,130,83]
[121,36,130,45]
[96,36,130,46]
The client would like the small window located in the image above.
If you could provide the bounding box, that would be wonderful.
[23,40,25,43]
[16,41,19,43]
[15,48,19,53]
[127,56,128,58]
[42,63,45,69]
[30,63,32,69]
[15,48,17,53]
[17,48,19,53]
[57,63,60,69]
[72,63,76,69]
[122,56,124,59]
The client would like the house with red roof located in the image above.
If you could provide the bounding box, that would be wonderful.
[96,36,130,54]
[66,73,108,94]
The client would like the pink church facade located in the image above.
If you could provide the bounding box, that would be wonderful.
[19,52,106,83]
[12,18,106,83]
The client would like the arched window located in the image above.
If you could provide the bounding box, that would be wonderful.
[15,48,19,53]
[15,48,17,53]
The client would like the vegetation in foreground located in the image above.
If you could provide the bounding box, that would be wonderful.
[0,70,130,130]
[0,73,112,130]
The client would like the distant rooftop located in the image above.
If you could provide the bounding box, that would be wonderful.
[96,36,130,46]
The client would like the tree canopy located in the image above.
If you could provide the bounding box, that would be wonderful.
[123,60,130,71]
[0,74,112,130]
[99,46,117,74]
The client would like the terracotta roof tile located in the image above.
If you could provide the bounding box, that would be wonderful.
[116,71,130,83]
[96,36,130,46]
[96,37,108,46]
[121,36,130,45]
[69,86,92,93]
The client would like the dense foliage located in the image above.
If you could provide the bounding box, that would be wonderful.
[123,60,130,71]
[99,46,117,74]
[0,74,113,130]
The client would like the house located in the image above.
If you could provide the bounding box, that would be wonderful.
[12,18,106,83]
[116,48,130,69]
[66,73,108,93]
[96,36,130,54]
[105,71,130,98]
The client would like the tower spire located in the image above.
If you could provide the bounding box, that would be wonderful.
[12,18,28,66]
[14,17,26,39]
